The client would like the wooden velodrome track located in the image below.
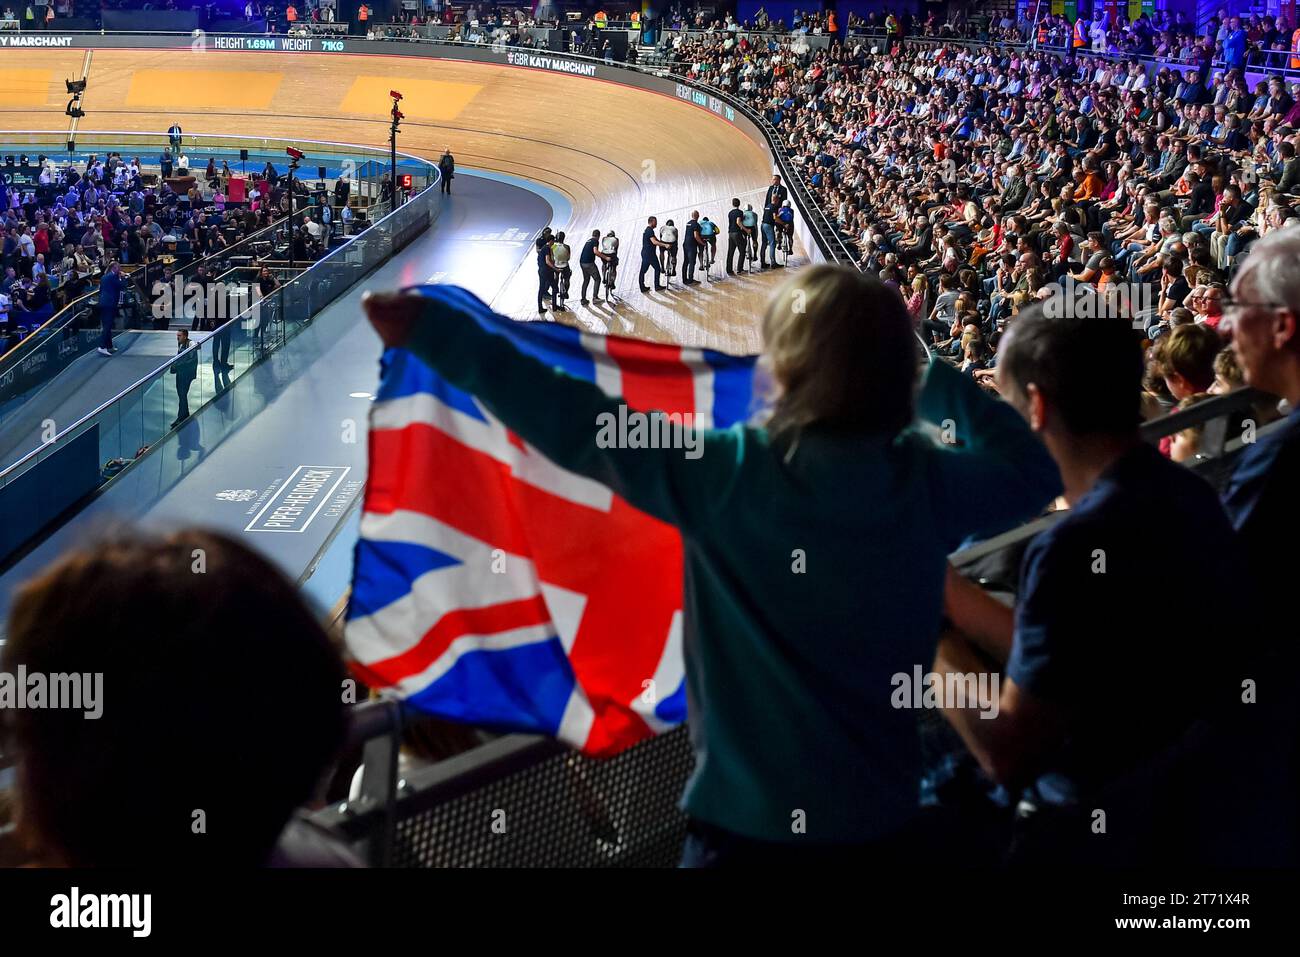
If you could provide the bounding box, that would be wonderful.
[0,48,803,353]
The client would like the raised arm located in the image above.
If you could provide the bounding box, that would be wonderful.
[916,357,1062,547]
[365,287,747,532]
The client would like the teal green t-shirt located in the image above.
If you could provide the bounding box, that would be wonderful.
[406,296,1061,843]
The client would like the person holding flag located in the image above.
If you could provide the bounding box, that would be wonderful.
[357,266,1061,866]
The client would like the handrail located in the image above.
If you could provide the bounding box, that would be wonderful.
[844,24,1300,77]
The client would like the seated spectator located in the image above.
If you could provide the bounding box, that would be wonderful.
[1152,322,1221,401]
[1168,392,1213,462]
[1,531,353,867]
[1209,345,1246,394]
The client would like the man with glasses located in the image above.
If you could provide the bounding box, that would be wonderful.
[1220,228,1300,601]
[1183,226,1300,867]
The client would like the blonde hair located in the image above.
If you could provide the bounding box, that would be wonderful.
[759,264,917,446]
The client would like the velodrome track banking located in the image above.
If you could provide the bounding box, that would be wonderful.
[0,33,803,350]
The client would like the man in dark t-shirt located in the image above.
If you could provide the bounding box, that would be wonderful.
[535,227,554,315]
[578,228,603,306]
[682,211,702,285]
[637,215,666,292]
[938,304,1256,865]
[725,197,747,275]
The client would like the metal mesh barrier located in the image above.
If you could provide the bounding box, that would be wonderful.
[320,725,696,868]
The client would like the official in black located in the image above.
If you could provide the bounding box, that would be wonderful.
[438,148,455,195]
[535,228,555,314]
[764,174,788,212]
[726,198,747,275]
[579,229,605,305]
[170,329,198,427]
[682,211,702,285]
[638,216,668,292]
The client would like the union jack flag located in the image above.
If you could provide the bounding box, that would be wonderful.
[345,286,757,757]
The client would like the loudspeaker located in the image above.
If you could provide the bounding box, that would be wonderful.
[547,29,565,51]
[318,165,327,180]
[240,149,249,161]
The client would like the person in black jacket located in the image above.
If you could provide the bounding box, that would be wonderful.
[763,174,788,212]
[97,260,123,356]
[170,328,199,427]
[726,197,748,275]
[438,148,455,195]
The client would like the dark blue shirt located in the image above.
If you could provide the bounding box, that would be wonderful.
[641,225,655,258]
[1222,406,1300,605]
[1007,443,1250,805]
[684,219,701,253]
[99,269,123,308]
[579,238,597,265]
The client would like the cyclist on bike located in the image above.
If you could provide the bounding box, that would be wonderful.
[741,203,759,267]
[658,218,679,279]
[776,201,795,261]
[698,215,718,277]
[550,230,571,312]
[599,229,620,301]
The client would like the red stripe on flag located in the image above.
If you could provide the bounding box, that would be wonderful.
[361,594,553,687]
[366,423,534,554]
[605,338,698,421]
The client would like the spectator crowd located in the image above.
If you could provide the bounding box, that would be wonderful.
[0,148,338,349]
[650,19,1300,430]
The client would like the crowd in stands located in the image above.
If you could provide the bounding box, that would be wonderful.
[0,150,338,347]
[651,25,1300,428]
